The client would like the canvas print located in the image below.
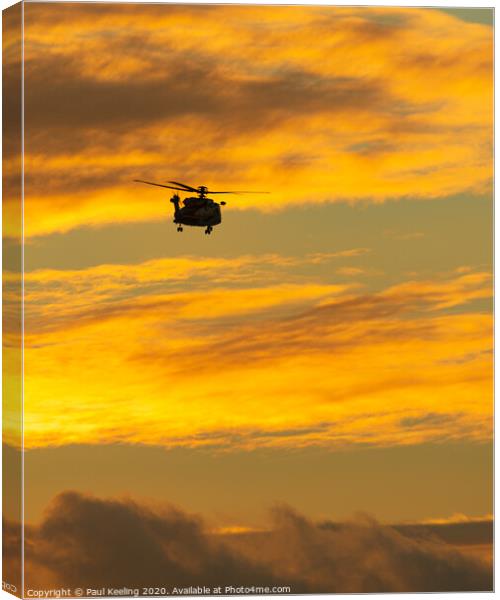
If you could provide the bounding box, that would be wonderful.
[2,2,493,596]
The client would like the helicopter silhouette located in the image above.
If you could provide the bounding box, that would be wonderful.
[135,179,268,234]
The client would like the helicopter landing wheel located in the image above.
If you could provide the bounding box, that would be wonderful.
[177,226,183,232]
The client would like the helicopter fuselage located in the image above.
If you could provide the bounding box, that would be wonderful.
[171,194,222,233]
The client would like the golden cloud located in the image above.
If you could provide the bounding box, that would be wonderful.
[12,5,492,236]
[8,254,491,450]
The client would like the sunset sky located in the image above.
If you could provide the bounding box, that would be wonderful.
[4,3,492,567]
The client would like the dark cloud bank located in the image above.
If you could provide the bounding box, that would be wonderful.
[12,492,493,593]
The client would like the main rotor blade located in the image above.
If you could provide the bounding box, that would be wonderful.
[208,190,270,194]
[135,180,187,191]
[168,180,198,192]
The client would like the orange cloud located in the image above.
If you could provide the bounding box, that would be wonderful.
[11,255,491,451]
[15,5,492,236]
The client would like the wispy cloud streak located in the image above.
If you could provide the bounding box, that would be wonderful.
[14,5,493,235]
[13,254,492,450]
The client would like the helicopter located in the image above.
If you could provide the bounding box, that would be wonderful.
[134,179,268,235]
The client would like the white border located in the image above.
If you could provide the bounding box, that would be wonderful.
[0,2,495,600]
